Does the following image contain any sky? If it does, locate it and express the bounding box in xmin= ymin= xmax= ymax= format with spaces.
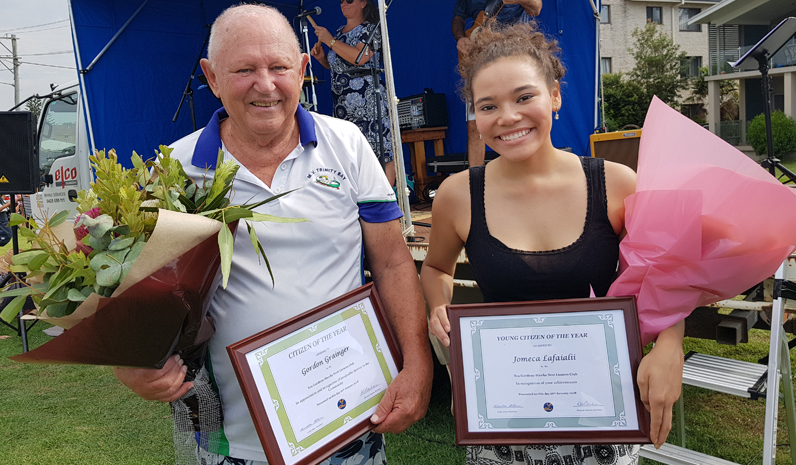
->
xmin=0 ymin=0 xmax=76 ymax=111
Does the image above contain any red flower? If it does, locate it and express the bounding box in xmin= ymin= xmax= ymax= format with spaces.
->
xmin=74 ymin=207 xmax=101 ymax=255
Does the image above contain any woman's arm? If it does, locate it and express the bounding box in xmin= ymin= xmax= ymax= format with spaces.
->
xmin=637 ymin=320 xmax=685 ymax=448
xmin=313 ymin=24 xmax=373 ymax=66
xmin=420 ymin=172 xmax=470 ymax=347
xmin=310 ymin=42 xmax=330 ymax=69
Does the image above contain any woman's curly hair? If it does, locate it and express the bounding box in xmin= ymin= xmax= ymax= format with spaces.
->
xmin=459 ymin=20 xmax=566 ymax=105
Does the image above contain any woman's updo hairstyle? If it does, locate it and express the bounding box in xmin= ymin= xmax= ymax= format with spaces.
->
xmin=459 ymin=20 xmax=566 ymax=104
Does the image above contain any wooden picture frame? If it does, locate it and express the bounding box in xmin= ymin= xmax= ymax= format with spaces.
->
xmin=227 ymin=283 xmax=403 ymax=465
xmin=447 ymin=296 xmax=650 ymax=445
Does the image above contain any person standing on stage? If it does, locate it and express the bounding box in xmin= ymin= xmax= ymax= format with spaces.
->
xmin=310 ymin=0 xmax=396 ymax=186
xmin=453 ymin=0 xmax=542 ymax=168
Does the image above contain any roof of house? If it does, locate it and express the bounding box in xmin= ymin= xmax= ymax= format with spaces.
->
xmin=690 ymin=0 xmax=796 ymax=25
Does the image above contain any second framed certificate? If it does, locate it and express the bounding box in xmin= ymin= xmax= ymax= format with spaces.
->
xmin=448 ymin=296 xmax=650 ymax=445
xmin=227 ymin=283 xmax=402 ymax=465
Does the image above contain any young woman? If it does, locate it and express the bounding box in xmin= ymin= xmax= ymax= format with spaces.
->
xmin=420 ymin=21 xmax=684 ymax=464
xmin=310 ymin=0 xmax=395 ymax=185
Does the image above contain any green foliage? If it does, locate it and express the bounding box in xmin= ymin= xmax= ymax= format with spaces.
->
xmin=628 ymin=22 xmax=689 ymax=106
xmin=602 ymin=23 xmax=691 ymax=129
xmin=686 ymin=67 xmax=739 ymax=123
xmin=1 ymin=146 xmax=307 ymax=323
xmin=602 ymin=73 xmax=649 ymax=130
xmin=24 ymin=98 xmax=42 ymax=121
xmin=747 ymin=111 xmax=796 ymax=157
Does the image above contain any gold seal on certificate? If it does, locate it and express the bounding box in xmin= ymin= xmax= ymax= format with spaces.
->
xmin=448 ymin=297 xmax=651 ymax=445
xmin=227 ymin=284 xmax=402 ymax=465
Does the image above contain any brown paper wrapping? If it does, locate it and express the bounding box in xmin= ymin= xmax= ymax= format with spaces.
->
xmin=11 ymin=209 xmax=228 ymax=368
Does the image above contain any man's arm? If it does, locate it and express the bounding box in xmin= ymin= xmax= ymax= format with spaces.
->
xmin=361 ymin=218 xmax=433 ymax=434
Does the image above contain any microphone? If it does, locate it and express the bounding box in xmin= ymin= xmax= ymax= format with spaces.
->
xmin=297 ymin=7 xmax=322 ymax=18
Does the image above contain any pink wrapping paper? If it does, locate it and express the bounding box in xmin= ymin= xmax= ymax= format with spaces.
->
xmin=607 ymin=97 xmax=796 ymax=345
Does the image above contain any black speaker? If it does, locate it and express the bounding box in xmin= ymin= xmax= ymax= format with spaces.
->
xmin=0 ymin=111 xmax=37 ymax=194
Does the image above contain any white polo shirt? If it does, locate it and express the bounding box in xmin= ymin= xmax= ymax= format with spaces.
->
xmin=170 ymin=106 xmax=401 ymax=461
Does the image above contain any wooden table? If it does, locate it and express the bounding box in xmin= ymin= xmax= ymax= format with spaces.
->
xmin=400 ymin=127 xmax=446 ymax=197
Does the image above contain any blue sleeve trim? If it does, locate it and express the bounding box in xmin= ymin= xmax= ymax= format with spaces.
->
xmin=358 ymin=201 xmax=403 ymax=223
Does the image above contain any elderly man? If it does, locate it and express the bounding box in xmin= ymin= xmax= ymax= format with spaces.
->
xmin=452 ymin=0 xmax=542 ymax=168
xmin=113 ymin=5 xmax=432 ymax=464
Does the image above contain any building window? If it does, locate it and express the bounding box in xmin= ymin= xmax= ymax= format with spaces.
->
xmin=680 ymin=56 xmax=703 ymax=78
xmin=647 ymin=7 xmax=662 ymax=25
xmin=601 ymin=57 xmax=612 ymax=74
xmin=600 ymin=5 xmax=610 ymax=24
xmin=679 ymin=8 xmax=701 ymax=32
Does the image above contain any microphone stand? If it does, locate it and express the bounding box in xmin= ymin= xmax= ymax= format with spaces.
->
xmin=300 ymin=16 xmax=319 ymax=111
xmin=355 ymin=22 xmax=386 ymax=171
xmin=173 ymin=25 xmax=210 ymax=131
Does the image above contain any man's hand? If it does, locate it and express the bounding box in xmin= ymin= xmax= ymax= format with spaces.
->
xmin=637 ymin=321 xmax=685 ymax=448
xmin=456 ymin=37 xmax=473 ymax=55
xmin=369 ymin=362 xmax=432 ymax=434
xmin=113 ymin=354 xmax=193 ymax=402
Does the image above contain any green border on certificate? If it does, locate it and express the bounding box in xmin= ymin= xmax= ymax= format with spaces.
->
xmin=254 ymin=303 xmax=393 ymax=450
xmin=470 ymin=311 xmax=627 ymax=429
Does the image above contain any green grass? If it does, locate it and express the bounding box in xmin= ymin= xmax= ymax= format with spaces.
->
xmin=2 ymin=321 xmax=796 ymax=464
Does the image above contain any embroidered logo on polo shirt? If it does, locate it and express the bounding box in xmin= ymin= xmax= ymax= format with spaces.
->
xmin=308 ymin=167 xmax=347 ymax=190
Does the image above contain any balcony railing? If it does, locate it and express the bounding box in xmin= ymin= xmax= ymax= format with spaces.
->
xmin=709 ymin=39 xmax=796 ymax=75
xmin=719 ymin=120 xmax=743 ymax=146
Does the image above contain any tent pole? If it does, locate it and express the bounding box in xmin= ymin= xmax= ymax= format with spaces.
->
xmin=377 ymin=0 xmax=414 ymax=236
xmin=68 ymin=0 xmax=97 ymax=157
xmin=81 ymin=0 xmax=150 ymax=74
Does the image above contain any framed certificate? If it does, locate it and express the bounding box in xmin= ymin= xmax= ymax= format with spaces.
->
xmin=227 ymin=283 xmax=402 ymax=465
xmin=448 ymin=296 xmax=650 ymax=445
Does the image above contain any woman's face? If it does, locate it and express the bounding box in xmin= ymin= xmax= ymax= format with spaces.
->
xmin=472 ymin=56 xmax=560 ymax=162
xmin=341 ymin=0 xmax=367 ymax=20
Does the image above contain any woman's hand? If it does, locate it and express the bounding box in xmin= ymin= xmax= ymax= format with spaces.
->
xmin=428 ymin=304 xmax=452 ymax=347
xmin=637 ymin=320 xmax=685 ymax=448
xmin=113 ymin=354 xmax=193 ymax=402
xmin=313 ymin=25 xmax=334 ymax=46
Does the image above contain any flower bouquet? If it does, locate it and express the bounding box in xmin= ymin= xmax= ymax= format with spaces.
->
xmin=1 ymin=147 xmax=305 ymax=367
xmin=607 ymin=97 xmax=796 ymax=345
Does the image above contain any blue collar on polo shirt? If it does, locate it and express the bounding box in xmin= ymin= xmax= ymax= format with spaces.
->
xmin=191 ymin=105 xmax=318 ymax=169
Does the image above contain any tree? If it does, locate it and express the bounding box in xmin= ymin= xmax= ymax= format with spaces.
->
xmin=602 ymin=73 xmax=648 ymax=130
xmin=601 ymin=22 xmax=690 ymax=130
xmin=686 ymin=66 xmax=739 ymax=123
xmin=25 ymin=98 xmax=42 ymax=121
xmin=628 ymin=22 xmax=689 ymax=107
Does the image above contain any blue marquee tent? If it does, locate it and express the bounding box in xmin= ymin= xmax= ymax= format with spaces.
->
xmin=68 ymin=0 xmax=601 ymax=169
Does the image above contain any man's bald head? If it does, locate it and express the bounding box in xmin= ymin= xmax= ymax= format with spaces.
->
xmin=206 ymin=4 xmax=302 ymax=66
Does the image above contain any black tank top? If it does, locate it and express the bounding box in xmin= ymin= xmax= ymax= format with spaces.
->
xmin=464 ymin=157 xmax=620 ymax=303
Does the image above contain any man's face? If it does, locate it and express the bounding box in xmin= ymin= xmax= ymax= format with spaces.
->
xmin=201 ymin=16 xmax=309 ymax=140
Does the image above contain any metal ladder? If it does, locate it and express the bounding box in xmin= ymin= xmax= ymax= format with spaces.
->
xmin=640 ymin=261 xmax=796 ymax=465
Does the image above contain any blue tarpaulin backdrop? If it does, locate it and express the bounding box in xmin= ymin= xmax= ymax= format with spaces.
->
xmin=69 ymin=0 xmax=599 ymax=169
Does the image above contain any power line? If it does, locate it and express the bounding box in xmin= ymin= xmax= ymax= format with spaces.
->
xmin=0 ymin=19 xmax=68 ymax=34
xmin=18 ymin=61 xmax=75 ymax=70
xmin=10 ymin=24 xmax=70 ymax=34
xmin=0 ymin=51 xmax=72 ymax=57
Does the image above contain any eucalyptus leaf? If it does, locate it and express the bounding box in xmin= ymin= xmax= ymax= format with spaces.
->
xmin=27 ymin=252 xmax=51 ymax=271
xmin=67 ymin=288 xmax=88 ymax=302
xmin=11 ymin=250 xmax=45 ymax=266
xmin=108 ymin=236 xmax=135 ymax=251
xmin=49 ymin=209 xmax=70 ymax=228
xmin=0 ymin=295 xmax=27 ymax=323
xmin=218 ymin=222 xmax=234 ymax=289
xmin=91 ymin=249 xmax=129 ymax=287
xmin=43 ymin=301 xmax=71 ymax=318
xmin=8 ymin=212 xmax=26 ymax=227
xmin=80 ymin=214 xmax=114 ymax=239
xmin=249 ymin=213 xmax=309 ymax=224
xmin=119 ymin=240 xmax=146 ymax=283
xmin=110 ymin=224 xmax=131 ymax=236
xmin=221 ymin=207 xmax=253 ymax=223
xmin=16 ymin=227 xmax=36 ymax=239
xmin=88 ymin=233 xmax=112 ymax=252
